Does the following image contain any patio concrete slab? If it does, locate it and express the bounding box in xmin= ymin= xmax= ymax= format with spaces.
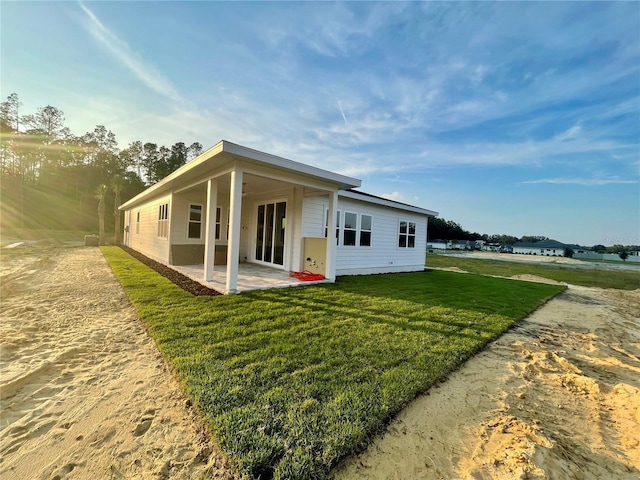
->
xmin=172 ymin=263 xmax=329 ymax=293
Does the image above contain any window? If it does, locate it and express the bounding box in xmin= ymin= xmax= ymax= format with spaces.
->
xmin=215 ymin=207 xmax=221 ymax=240
xmin=360 ymin=214 xmax=372 ymax=247
xmin=325 ymin=209 xmax=340 ymax=245
xmin=398 ymin=220 xmax=416 ymax=248
xmin=158 ymin=203 xmax=169 ymax=238
xmin=343 ymin=212 xmax=357 ymax=246
xmin=188 ymin=204 xmax=202 ymax=239
xmin=136 ymin=211 xmax=140 ymax=234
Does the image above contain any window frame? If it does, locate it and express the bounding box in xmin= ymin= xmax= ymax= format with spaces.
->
xmin=398 ymin=219 xmax=416 ymax=249
xmin=343 ymin=211 xmax=358 ymax=247
xmin=157 ymin=203 xmax=169 ymax=238
xmin=187 ymin=203 xmax=203 ymax=240
xmin=215 ymin=207 xmax=221 ymax=240
xmin=135 ymin=211 xmax=140 ymax=234
xmin=359 ymin=214 xmax=372 ymax=247
xmin=324 ymin=208 xmax=341 ymax=245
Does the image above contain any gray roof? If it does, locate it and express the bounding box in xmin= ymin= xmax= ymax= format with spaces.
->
xmin=514 ymin=240 xmax=579 ymax=249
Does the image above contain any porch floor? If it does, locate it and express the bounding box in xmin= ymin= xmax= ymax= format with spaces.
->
xmin=172 ymin=262 xmax=330 ymax=293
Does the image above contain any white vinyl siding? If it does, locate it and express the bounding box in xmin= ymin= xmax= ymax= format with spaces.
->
xmin=303 ymin=195 xmax=428 ymax=276
xmin=335 ymin=197 xmax=427 ymax=275
xmin=126 ymin=193 xmax=172 ymax=263
xmin=188 ymin=204 xmax=203 ymax=239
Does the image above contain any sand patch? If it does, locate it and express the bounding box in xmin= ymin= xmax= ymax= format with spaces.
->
xmin=510 ymin=274 xmax=564 ymax=285
xmin=0 ymin=247 xmax=233 ymax=479
xmin=333 ymin=286 xmax=640 ymax=479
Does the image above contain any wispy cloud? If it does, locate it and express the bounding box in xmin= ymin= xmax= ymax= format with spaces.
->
xmin=78 ymin=2 xmax=183 ymax=102
xmin=381 ymin=191 xmax=405 ymax=201
xmin=522 ymin=177 xmax=638 ymax=186
xmin=337 ymin=100 xmax=348 ymax=124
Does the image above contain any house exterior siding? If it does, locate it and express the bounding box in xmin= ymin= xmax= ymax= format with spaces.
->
xmin=335 ymin=197 xmax=427 ymax=275
xmin=119 ymin=141 xmax=438 ymax=292
xmin=126 ymin=193 xmax=172 ymax=264
xmin=301 ymin=195 xmax=428 ymax=276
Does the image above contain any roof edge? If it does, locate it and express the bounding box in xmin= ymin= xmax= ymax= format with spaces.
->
xmin=339 ymin=189 xmax=438 ymax=216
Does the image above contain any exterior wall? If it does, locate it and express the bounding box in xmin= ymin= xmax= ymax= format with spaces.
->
xmin=513 ymin=246 xmax=566 ymax=256
xmin=126 ymin=193 xmax=173 ymax=264
xmin=242 ymin=186 xmax=305 ymax=272
xmin=301 ymin=195 xmax=428 ymax=275
xmin=169 ymin=189 xmax=231 ymax=265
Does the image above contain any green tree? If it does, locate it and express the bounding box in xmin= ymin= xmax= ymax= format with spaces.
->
xmin=619 ymin=251 xmax=629 ymax=262
xmin=189 ymin=141 xmax=203 ymax=160
xmin=96 ymin=184 xmax=107 ymax=245
xmin=112 ymin=175 xmax=124 ymax=244
xmin=564 ymin=247 xmax=574 ymax=258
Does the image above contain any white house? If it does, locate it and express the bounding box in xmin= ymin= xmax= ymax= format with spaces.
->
xmin=120 ymin=141 xmax=438 ymax=293
xmin=513 ymin=240 xmax=573 ymax=256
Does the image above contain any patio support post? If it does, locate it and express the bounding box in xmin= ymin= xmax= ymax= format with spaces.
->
xmin=325 ymin=189 xmax=338 ymax=282
xmin=204 ymin=178 xmax=218 ymax=282
xmin=226 ymin=168 xmax=243 ymax=293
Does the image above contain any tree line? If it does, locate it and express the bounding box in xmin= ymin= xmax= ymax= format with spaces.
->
xmin=427 ymin=217 xmax=638 ymax=252
xmin=0 ymin=93 xmax=202 ymax=235
xmin=2 ymin=93 xmax=637 ymax=252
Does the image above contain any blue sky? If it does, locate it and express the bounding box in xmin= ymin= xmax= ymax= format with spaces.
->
xmin=2 ymin=1 xmax=639 ymax=246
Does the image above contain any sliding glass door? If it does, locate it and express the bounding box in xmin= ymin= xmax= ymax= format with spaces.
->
xmin=255 ymin=201 xmax=286 ymax=266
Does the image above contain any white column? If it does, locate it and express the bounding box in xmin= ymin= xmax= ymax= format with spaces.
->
xmin=325 ymin=189 xmax=338 ymax=281
xmin=204 ymin=178 xmax=218 ymax=282
xmin=226 ymin=168 xmax=243 ymax=293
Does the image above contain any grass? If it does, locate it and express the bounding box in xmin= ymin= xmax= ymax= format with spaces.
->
xmin=426 ymin=254 xmax=640 ymax=290
xmin=103 ymin=246 xmax=563 ymax=479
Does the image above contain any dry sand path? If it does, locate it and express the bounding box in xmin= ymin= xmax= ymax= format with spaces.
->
xmin=0 ymin=247 xmax=231 ymax=480
xmin=3 ymin=247 xmax=639 ymax=480
xmin=333 ymin=284 xmax=640 ymax=479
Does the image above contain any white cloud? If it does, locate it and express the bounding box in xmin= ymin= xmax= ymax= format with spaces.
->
xmin=79 ymin=3 xmax=183 ymax=103
xmin=556 ymin=125 xmax=582 ymax=141
xmin=522 ymin=177 xmax=638 ymax=186
xmin=381 ymin=191 xmax=405 ymax=201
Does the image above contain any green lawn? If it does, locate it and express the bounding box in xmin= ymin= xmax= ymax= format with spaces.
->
xmin=426 ymin=254 xmax=640 ymax=290
xmin=103 ymin=247 xmax=564 ymax=479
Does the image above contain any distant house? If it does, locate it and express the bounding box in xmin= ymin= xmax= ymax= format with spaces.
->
xmin=427 ymin=240 xmax=451 ymax=250
xmin=482 ymin=242 xmax=501 ymax=252
xmin=451 ymin=240 xmax=475 ymax=250
xmin=119 ymin=140 xmax=438 ymax=293
xmin=513 ymin=240 xmax=576 ymax=256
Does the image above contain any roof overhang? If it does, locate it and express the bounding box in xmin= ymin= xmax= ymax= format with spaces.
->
xmin=120 ymin=140 xmax=362 ymax=210
xmin=339 ymin=189 xmax=438 ymax=216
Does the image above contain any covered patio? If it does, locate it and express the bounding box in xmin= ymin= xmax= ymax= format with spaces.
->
xmin=172 ymin=262 xmax=330 ymax=294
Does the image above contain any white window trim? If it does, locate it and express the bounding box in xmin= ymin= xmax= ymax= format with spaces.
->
xmin=343 ymin=211 xmax=358 ymax=247
xmin=188 ymin=203 xmax=203 ymax=240
xmin=398 ymin=219 xmax=416 ymax=249
xmin=325 ymin=208 xmax=341 ymax=245
xmin=215 ymin=206 xmax=221 ymax=241
xmin=328 ymin=210 xmax=373 ymax=248
xmin=158 ymin=203 xmax=169 ymax=239
xmin=360 ymin=214 xmax=372 ymax=247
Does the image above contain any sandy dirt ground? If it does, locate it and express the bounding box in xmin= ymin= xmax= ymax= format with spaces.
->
xmin=0 ymin=247 xmax=232 ymax=479
xmin=448 ymin=251 xmax=640 ymax=272
xmin=334 ymin=283 xmax=640 ymax=479
xmin=2 ymin=247 xmax=639 ymax=480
